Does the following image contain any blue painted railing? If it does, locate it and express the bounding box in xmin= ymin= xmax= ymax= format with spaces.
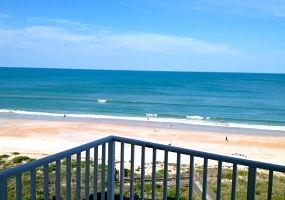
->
xmin=0 ymin=135 xmax=285 ymax=200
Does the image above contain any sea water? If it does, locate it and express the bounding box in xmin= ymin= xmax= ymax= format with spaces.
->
xmin=0 ymin=67 xmax=284 ymax=131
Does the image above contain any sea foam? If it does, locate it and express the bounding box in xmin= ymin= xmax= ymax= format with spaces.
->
xmin=97 ymin=99 xmax=107 ymax=103
xmin=0 ymin=109 xmax=285 ymax=132
xmin=146 ymin=113 xmax=158 ymax=117
xmin=186 ymin=115 xmax=204 ymax=120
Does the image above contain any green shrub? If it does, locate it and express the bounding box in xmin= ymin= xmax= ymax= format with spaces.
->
xmin=49 ymin=163 xmax=56 ymax=172
xmin=12 ymin=156 xmax=32 ymax=164
xmin=125 ymin=168 xmax=131 ymax=177
xmin=0 ymin=154 xmax=10 ymax=159
xmin=222 ymin=169 xmax=232 ymax=180
xmin=156 ymin=169 xmax=164 ymax=178
xmin=168 ymin=187 xmax=176 ymax=198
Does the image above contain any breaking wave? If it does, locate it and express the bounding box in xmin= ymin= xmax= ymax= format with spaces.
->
xmin=0 ymin=109 xmax=285 ymax=132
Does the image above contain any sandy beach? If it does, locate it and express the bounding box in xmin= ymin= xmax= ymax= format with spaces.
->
xmin=0 ymin=117 xmax=285 ymax=167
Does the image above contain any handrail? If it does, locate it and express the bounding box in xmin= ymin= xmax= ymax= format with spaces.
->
xmin=2 ymin=135 xmax=284 ymax=177
xmin=0 ymin=135 xmax=113 ymax=178
xmin=113 ymin=136 xmax=285 ymax=173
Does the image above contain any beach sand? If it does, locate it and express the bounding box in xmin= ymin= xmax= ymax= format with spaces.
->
xmin=0 ymin=118 xmax=285 ymax=167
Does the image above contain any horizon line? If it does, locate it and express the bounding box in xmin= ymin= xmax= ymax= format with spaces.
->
xmin=0 ymin=66 xmax=284 ymax=75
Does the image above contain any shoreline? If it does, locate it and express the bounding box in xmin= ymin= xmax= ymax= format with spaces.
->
xmin=1 ymin=111 xmax=285 ymax=135
xmin=1 ymin=117 xmax=285 ymax=167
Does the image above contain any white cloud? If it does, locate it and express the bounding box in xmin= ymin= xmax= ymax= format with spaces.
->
xmin=1 ymin=17 xmax=283 ymax=72
xmin=106 ymin=33 xmax=235 ymax=55
xmin=25 ymin=17 xmax=93 ymax=31
xmin=0 ymin=25 xmax=238 ymax=56
xmin=25 ymin=17 xmax=115 ymax=33
xmin=180 ymin=0 xmax=285 ymax=18
xmin=0 ymin=13 xmax=11 ymax=19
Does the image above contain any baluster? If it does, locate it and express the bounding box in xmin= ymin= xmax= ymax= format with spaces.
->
xmin=56 ymin=160 xmax=61 ymax=200
xmin=66 ymin=156 xmax=71 ymax=200
xmin=107 ymin=141 xmax=115 ymax=200
xmin=267 ymin=170 xmax=273 ymax=200
xmin=202 ymin=158 xmax=208 ymax=200
xmin=101 ymin=144 xmax=106 ymax=200
xmin=247 ymin=166 xmax=256 ymax=200
xmin=120 ymin=143 xmax=125 ymax=200
xmin=176 ymin=153 xmax=181 ymax=200
xmin=44 ymin=164 xmax=49 ymax=200
xmin=130 ymin=144 xmax=135 ymax=200
xmin=140 ymin=146 xmax=145 ymax=200
xmin=76 ymin=153 xmax=81 ymax=200
xmin=30 ymin=169 xmax=36 ymax=200
xmin=231 ymin=164 xmax=238 ymax=200
xmin=189 ymin=155 xmax=194 ymax=200
xmin=216 ymin=161 xmax=222 ymax=200
xmin=0 ymin=177 xmax=8 ymax=200
xmin=163 ymin=150 xmax=168 ymax=200
xmin=152 ymin=148 xmax=157 ymax=200
xmin=16 ymin=173 xmax=22 ymax=200
xmin=94 ymin=146 xmax=98 ymax=200
xmin=85 ymin=149 xmax=90 ymax=199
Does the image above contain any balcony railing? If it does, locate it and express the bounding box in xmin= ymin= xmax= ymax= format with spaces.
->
xmin=0 ymin=135 xmax=285 ymax=200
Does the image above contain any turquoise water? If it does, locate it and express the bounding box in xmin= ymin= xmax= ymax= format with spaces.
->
xmin=0 ymin=67 xmax=285 ymax=131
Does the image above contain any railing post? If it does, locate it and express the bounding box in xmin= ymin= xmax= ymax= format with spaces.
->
xmin=0 ymin=176 xmax=8 ymax=200
xmin=107 ymin=140 xmax=115 ymax=200
xmin=247 ymin=166 xmax=256 ymax=200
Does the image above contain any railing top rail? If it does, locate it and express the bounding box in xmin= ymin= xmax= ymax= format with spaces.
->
xmin=1 ymin=135 xmax=285 ymax=179
xmin=0 ymin=136 xmax=113 ymax=178
xmin=113 ymin=136 xmax=285 ymax=173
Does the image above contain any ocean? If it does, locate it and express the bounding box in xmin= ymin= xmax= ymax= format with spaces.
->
xmin=0 ymin=67 xmax=285 ymax=131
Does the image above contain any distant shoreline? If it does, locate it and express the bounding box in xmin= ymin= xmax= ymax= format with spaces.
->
xmin=0 ymin=110 xmax=285 ymax=136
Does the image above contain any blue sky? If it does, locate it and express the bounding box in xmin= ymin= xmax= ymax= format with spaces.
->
xmin=0 ymin=0 xmax=284 ymax=73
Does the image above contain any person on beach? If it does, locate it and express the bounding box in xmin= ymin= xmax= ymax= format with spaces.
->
xmin=225 ymin=135 xmax=229 ymax=142
xmin=63 ymin=114 xmax=67 ymax=118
